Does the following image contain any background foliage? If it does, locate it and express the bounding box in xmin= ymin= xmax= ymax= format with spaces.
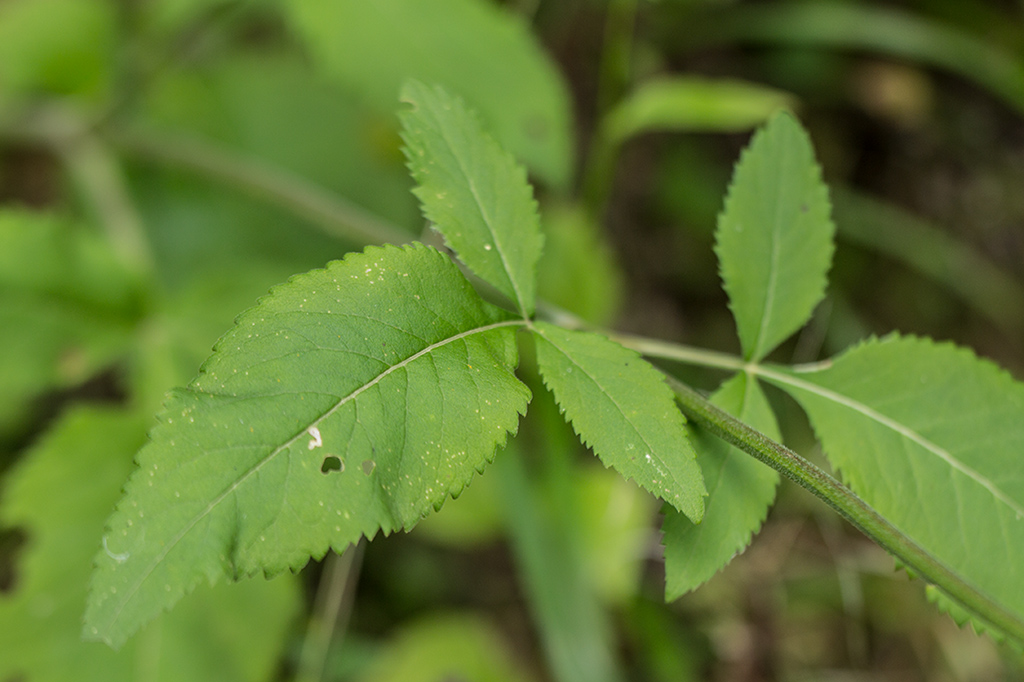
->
xmin=2 ymin=0 xmax=1024 ymax=680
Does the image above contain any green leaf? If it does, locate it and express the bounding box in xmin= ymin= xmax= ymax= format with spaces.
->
xmin=400 ymin=80 xmax=543 ymax=317
xmin=715 ymin=111 xmax=834 ymax=361
xmin=602 ymin=77 xmax=794 ymax=147
xmin=84 ymin=243 xmax=531 ymax=648
xmin=532 ymin=322 xmax=705 ymax=520
xmin=662 ymin=372 xmax=780 ymax=599
xmin=0 ymin=407 xmax=300 ymax=682
xmin=0 ymin=209 xmax=142 ymax=435
xmin=764 ymin=335 xmax=1024 ymax=631
xmin=286 ymin=0 xmax=573 ymax=188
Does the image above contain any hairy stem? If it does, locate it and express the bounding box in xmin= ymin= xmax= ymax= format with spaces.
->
xmin=668 ymin=375 xmax=1024 ymax=645
xmin=111 ymin=129 xmax=412 ymax=247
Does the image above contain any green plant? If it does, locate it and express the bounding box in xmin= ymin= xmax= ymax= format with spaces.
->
xmin=4 ymin=1 xmax=1024 ymax=680
xmin=83 ymin=79 xmax=1024 ymax=649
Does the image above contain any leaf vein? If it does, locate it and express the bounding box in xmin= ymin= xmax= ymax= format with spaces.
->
xmin=758 ymin=366 xmax=1024 ymax=518
xmin=103 ymin=318 xmax=525 ymax=631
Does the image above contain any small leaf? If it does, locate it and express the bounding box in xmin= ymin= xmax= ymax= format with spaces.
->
xmin=716 ymin=111 xmax=834 ymax=361
xmin=663 ymin=372 xmax=780 ymax=599
xmin=765 ymin=335 xmax=1024 ymax=632
xmin=400 ymin=80 xmax=543 ymax=318
xmin=532 ymin=322 xmax=705 ymax=520
xmin=85 ymin=243 xmax=530 ymax=648
xmin=287 ymin=0 xmax=573 ymax=187
xmin=0 ymin=407 xmax=300 ymax=682
xmin=602 ymin=76 xmax=794 ymax=147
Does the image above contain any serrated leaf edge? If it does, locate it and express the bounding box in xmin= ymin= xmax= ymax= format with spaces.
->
xmin=399 ymin=80 xmax=542 ymax=317
xmin=758 ymin=335 xmax=1024 ymax=519
xmin=532 ymin=324 xmax=705 ymax=520
xmin=715 ymin=111 xmax=834 ymax=362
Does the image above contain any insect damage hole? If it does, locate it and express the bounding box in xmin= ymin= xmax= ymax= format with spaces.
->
xmin=321 ymin=456 xmax=343 ymax=474
xmin=361 ymin=459 xmax=376 ymax=476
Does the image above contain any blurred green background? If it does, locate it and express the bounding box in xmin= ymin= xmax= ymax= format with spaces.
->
xmin=2 ymin=0 xmax=1024 ymax=680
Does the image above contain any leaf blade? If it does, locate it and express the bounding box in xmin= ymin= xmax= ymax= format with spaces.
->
xmin=532 ymin=322 xmax=705 ymax=520
xmin=603 ymin=76 xmax=794 ymax=147
xmin=84 ymin=243 xmax=531 ymax=647
xmin=0 ymin=406 xmax=300 ymax=682
xmin=716 ymin=111 xmax=834 ymax=361
xmin=400 ymin=80 xmax=543 ymax=317
xmin=764 ymin=335 xmax=1024 ymax=631
xmin=662 ymin=373 xmax=780 ymax=598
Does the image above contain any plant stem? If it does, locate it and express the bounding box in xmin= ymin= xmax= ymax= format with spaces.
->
xmin=611 ymin=333 xmax=749 ymax=373
xmin=667 ymin=375 xmax=1024 ymax=646
xmin=0 ymin=104 xmax=155 ymax=276
xmin=111 ymin=129 xmax=413 ymax=247
xmin=296 ymin=543 xmax=364 ymax=682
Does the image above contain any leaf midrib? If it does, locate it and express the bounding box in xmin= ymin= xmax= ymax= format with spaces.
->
xmin=438 ymin=121 xmax=529 ymax=318
xmin=756 ymin=365 xmax=1024 ymax=518
xmin=98 ymin=318 xmax=525 ymax=638
xmin=749 ymin=142 xmax=793 ymax=361
xmin=536 ymin=326 xmax=694 ymax=512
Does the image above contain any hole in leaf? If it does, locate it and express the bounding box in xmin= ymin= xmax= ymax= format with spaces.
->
xmin=321 ymin=456 xmax=343 ymax=474
xmin=361 ymin=459 xmax=376 ymax=476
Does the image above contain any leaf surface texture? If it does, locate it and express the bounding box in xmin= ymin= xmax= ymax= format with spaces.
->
xmin=401 ymin=80 xmax=543 ymax=317
xmin=85 ymin=243 xmax=530 ymax=647
xmin=662 ymin=372 xmax=780 ymax=598
xmin=716 ymin=112 xmax=834 ymax=361
xmin=767 ymin=335 xmax=1024 ymax=628
xmin=532 ymin=322 xmax=705 ymax=520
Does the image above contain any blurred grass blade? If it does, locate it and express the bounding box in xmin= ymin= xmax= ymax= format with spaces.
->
xmin=602 ymin=77 xmax=795 ymax=148
xmin=686 ymin=1 xmax=1024 ymax=115
xmin=833 ymin=187 xmax=1024 ymax=339
xmin=494 ymin=408 xmax=624 ymax=682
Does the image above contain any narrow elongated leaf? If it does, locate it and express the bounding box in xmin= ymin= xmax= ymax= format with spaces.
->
xmin=716 ymin=111 xmax=834 ymax=361
xmin=85 ymin=243 xmax=531 ymax=648
xmin=602 ymin=77 xmax=794 ymax=146
xmin=662 ymin=372 xmax=780 ymax=598
xmin=0 ymin=407 xmax=299 ymax=682
xmin=532 ymin=322 xmax=705 ymax=521
xmin=287 ymin=0 xmax=573 ymax=188
xmin=765 ymin=335 xmax=1024 ymax=630
xmin=400 ymin=80 xmax=543 ymax=317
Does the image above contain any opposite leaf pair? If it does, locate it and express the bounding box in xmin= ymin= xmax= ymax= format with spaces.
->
xmin=84 ymin=81 xmax=707 ymax=648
